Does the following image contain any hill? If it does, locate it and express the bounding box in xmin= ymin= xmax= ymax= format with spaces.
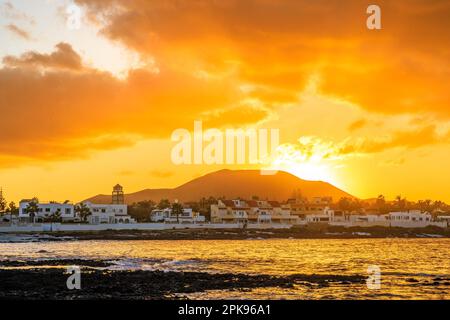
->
xmin=85 ymin=169 xmax=355 ymax=204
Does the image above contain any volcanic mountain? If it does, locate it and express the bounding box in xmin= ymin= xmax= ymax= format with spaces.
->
xmin=84 ymin=169 xmax=355 ymax=204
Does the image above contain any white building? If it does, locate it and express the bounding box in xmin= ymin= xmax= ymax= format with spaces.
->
xmin=211 ymin=199 xmax=297 ymax=224
xmin=82 ymin=202 xmax=135 ymax=224
xmin=304 ymin=207 xmax=335 ymax=223
xmin=19 ymin=200 xmax=76 ymax=222
xmin=150 ymin=208 xmax=205 ymax=224
xmin=435 ymin=216 xmax=450 ymax=228
xmin=211 ymin=200 xmax=249 ymax=224
xmin=334 ymin=211 xmax=440 ymax=228
xmin=388 ymin=210 xmax=433 ymax=228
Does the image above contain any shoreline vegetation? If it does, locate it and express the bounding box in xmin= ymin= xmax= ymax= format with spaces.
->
xmin=1 ymin=226 xmax=450 ymax=242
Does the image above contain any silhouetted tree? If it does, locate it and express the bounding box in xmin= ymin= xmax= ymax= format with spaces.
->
xmin=171 ymin=202 xmax=184 ymax=223
xmin=395 ymin=195 xmax=407 ymax=211
xmin=128 ymin=200 xmax=155 ymax=222
xmin=75 ymin=203 xmax=92 ymax=222
xmin=50 ymin=208 xmax=62 ymax=223
xmin=25 ymin=198 xmax=39 ymax=223
xmin=157 ymin=199 xmax=171 ymax=210
xmin=8 ymin=202 xmax=18 ymax=215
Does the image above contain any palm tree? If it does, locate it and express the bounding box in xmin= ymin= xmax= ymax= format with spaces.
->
xmin=47 ymin=209 xmax=62 ymax=225
xmin=75 ymin=203 xmax=92 ymax=222
xmin=171 ymin=202 xmax=184 ymax=223
xmin=25 ymin=198 xmax=39 ymax=223
xmin=8 ymin=202 xmax=17 ymax=215
xmin=375 ymin=195 xmax=387 ymax=213
xmin=158 ymin=199 xmax=171 ymax=210
xmin=47 ymin=208 xmax=62 ymax=232
xmin=395 ymin=195 xmax=406 ymax=211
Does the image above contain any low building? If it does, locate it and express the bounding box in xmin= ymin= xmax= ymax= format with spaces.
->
xmin=338 ymin=211 xmax=438 ymax=228
xmin=332 ymin=210 xmax=351 ymax=223
xmin=435 ymin=216 xmax=450 ymax=228
xmin=388 ymin=210 xmax=433 ymax=228
xmin=211 ymin=199 xmax=297 ymax=224
xmin=211 ymin=200 xmax=249 ymax=224
xmin=18 ymin=200 xmax=77 ymax=222
xmin=337 ymin=213 xmax=390 ymax=227
xmin=150 ymin=208 xmax=205 ymax=223
xmin=285 ymin=197 xmax=333 ymax=220
xmin=82 ymin=202 xmax=135 ymax=224
xmin=304 ymin=207 xmax=335 ymax=223
xmin=268 ymin=201 xmax=298 ymax=224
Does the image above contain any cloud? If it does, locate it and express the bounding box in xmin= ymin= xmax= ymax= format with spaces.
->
xmin=0 ymin=44 xmax=268 ymax=167
xmin=3 ymin=1 xmax=450 ymax=170
xmin=3 ymin=43 xmax=83 ymax=70
xmin=347 ymin=125 xmax=446 ymax=154
xmin=348 ymin=119 xmax=367 ymax=132
xmin=286 ymin=125 xmax=449 ymax=160
xmin=201 ymin=104 xmax=270 ymax=128
xmin=1 ymin=2 xmax=35 ymax=24
xmin=0 ymin=134 xmax=136 ymax=169
xmin=4 ymin=24 xmax=31 ymax=40
xmin=74 ymin=0 xmax=450 ymax=117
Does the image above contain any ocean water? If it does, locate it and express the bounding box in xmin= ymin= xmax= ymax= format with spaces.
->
xmin=0 ymin=238 xmax=449 ymax=299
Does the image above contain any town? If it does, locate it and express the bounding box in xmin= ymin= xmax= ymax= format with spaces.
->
xmin=0 ymin=185 xmax=449 ymax=232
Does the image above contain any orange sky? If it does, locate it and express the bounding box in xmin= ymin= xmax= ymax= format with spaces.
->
xmin=1 ymin=0 xmax=450 ymax=203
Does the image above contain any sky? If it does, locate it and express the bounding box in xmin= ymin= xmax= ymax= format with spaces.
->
xmin=0 ymin=0 xmax=450 ymax=203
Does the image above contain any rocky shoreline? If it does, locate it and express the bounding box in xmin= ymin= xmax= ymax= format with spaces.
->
xmin=0 ymin=259 xmax=367 ymax=299
xmin=1 ymin=225 xmax=449 ymax=242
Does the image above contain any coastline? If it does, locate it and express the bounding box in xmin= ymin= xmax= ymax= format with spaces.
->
xmin=1 ymin=239 xmax=449 ymax=300
xmin=1 ymin=256 xmax=449 ymax=300
xmin=0 ymin=261 xmax=366 ymax=300
xmin=1 ymin=225 xmax=449 ymax=242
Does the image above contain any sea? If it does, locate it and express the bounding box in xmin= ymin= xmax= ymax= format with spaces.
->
xmin=0 ymin=238 xmax=449 ymax=299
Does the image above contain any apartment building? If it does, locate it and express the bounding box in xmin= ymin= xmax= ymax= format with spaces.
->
xmin=18 ymin=200 xmax=77 ymax=222
xmin=82 ymin=201 xmax=135 ymax=224
xmin=150 ymin=207 xmax=205 ymax=223
xmin=211 ymin=199 xmax=297 ymax=224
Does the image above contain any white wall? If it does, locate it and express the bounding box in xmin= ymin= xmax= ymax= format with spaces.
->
xmin=330 ymin=221 xmax=390 ymax=228
xmin=0 ymin=222 xmax=292 ymax=233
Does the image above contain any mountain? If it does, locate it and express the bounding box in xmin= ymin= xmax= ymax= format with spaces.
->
xmin=84 ymin=169 xmax=355 ymax=204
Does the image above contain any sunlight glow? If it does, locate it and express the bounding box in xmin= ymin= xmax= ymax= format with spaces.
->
xmin=267 ymin=137 xmax=340 ymax=185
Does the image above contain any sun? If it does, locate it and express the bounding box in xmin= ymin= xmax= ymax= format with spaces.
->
xmin=269 ymin=160 xmax=337 ymax=184
xmin=285 ymin=162 xmax=334 ymax=182
xmin=264 ymin=138 xmax=340 ymax=185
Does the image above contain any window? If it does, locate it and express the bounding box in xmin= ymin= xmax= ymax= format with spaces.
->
xmin=45 ymin=208 xmax=50 ymax=212
xmin=101 ymin=209 xmax=106 ymax=213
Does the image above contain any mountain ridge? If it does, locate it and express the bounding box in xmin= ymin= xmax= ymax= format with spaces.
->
xmin=84 ymin=169 xmax=356 ymax=204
